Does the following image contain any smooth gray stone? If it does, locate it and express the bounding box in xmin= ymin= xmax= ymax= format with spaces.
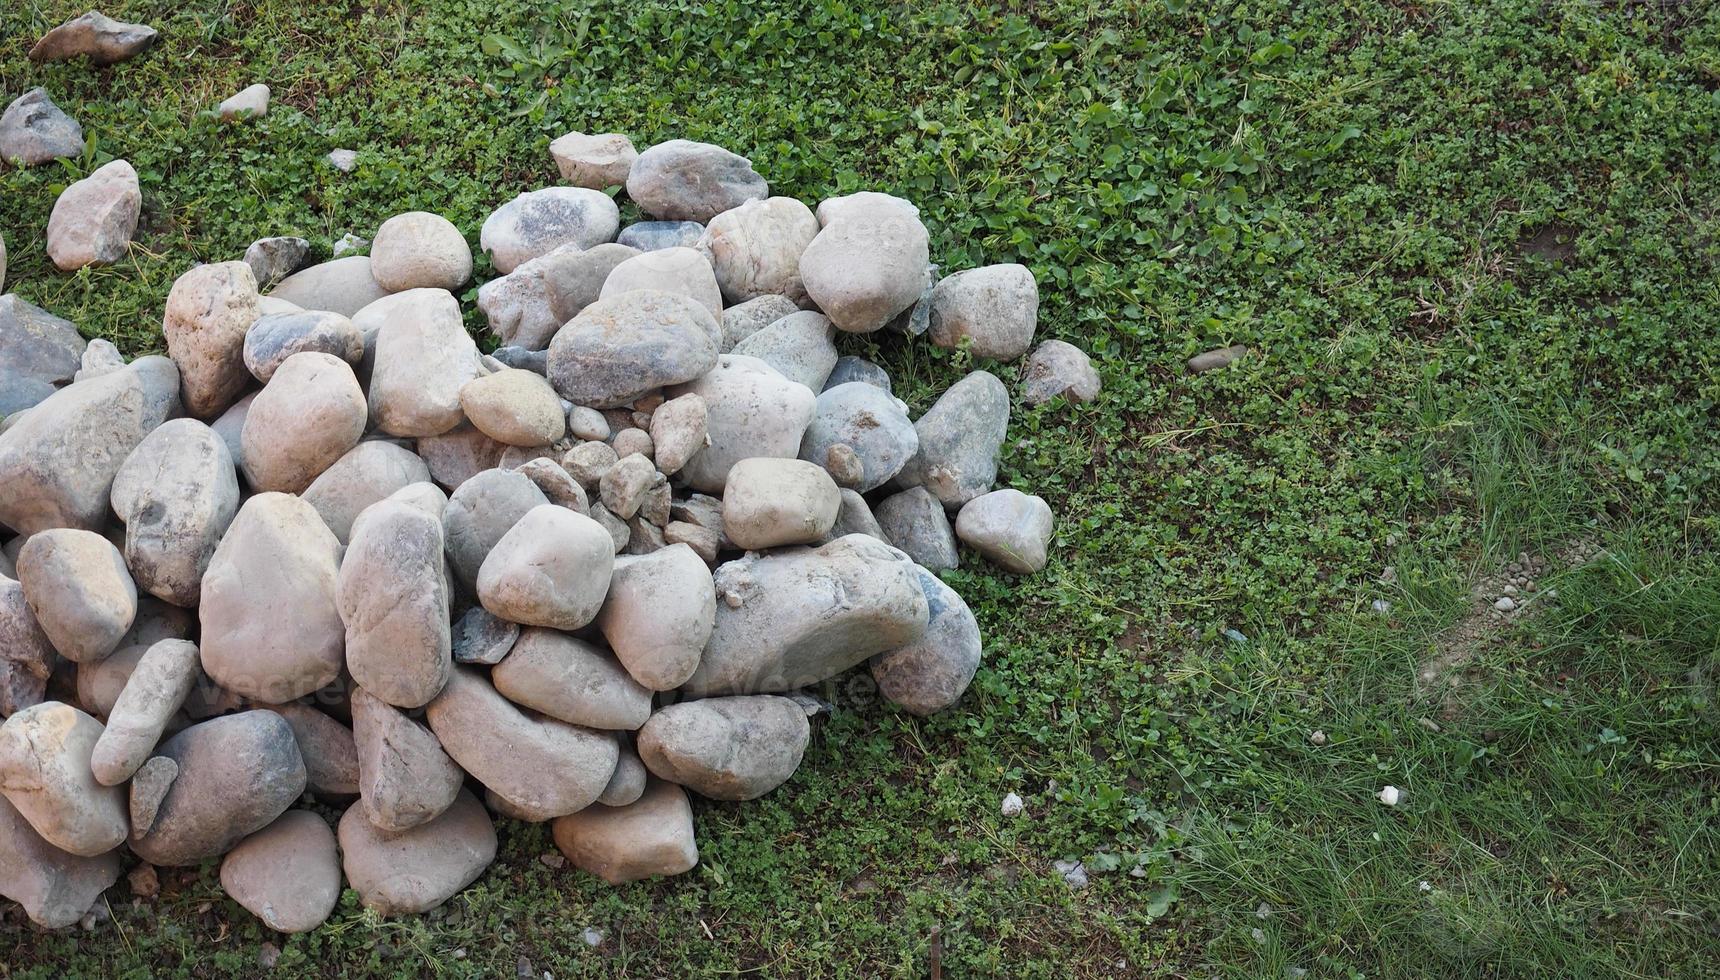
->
xmin=1021 ymin=339 xmax=1101 ymax=404
xmin=243 ymin=310 xmax=362 ymax=383
xmin=874 ymin=487 xmax=959 ymax=571
xmin=111 ymin=419 xmax=238 ymax=607
xmin=799 ymin=382 xmax=917 ymax=492
xmin=546 ymin=290 xmax=718 ymax=408
xmin=637 ymin=696 xmax=808 ymax=801
xmin=0 ymin=294 xmax=84 ymax=390
xmin=618 ymin=221 xmax=704 ymax=251
xmin=718 ymin=293 xmax=798 ymax=353
xmin=490 ymin=345 xmax=547 ymax=374
xmin=870 ymin=565 xmax=982 ymax=715
xmin=895 ymin=370 xmax=1010 ymax=509
xmin=481 ymin=187 xmax=620 ymax=274
xmin=800 ymin=192 xmax=929 ymax=334
xmin=339 ymin=788 xmax=494 ymax=915
xmin=823 ymin=356 xmax=892 ymax=394
xmin=0 ymin=88 xmax=83 ymax=167
xmin=267 ymin=256 xmax=390 ymax=317
xmin=730 ymin=310 xmax=837 ymax=392
xmin=451 ymin=605 xmax=518 ymax=665
xmin=671 ymin=354 xmax=816 ymax=494
xmin=339 ymin=499 xmax=452 ymax=709
xmin=927 ymin=263 xmax=1038 ymax=361
xmin=350 ymin=688 xmax=463 ymax=833
xmin=243 ymin=236 xmax=310 ymax=289
xmin=1188 ymin=343 xmax=1249 ymax=373
xmin=442 ymin=468 xmax=549 ymax=592
xmin=0 ymin=793 xmax=119 ymax=928
xmin=626 ymin=140 xmax=768 ymax=224
xmin=954 ymin=488 xmax=1054 ymax=573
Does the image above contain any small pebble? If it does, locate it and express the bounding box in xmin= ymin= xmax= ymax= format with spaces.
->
xmin=1493 ymin=596 xmax=1517 ymax=613
xmin=1377 ymin=785 xmax=1402 ymax=806
xmin=1000 ymin=792 xmax=1023 ymax=817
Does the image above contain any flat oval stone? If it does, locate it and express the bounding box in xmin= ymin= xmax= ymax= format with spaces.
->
xmin=110 ymin=418 xmax=239 ymax=607
xmin=241 ymin=351 xmax=367 ymax=493
xmin=481 ymin=187 xmax=620 ymax=274
xmin=626 ymin=140 xmax=768 ymax=223
xmin=798 ymin=382 xmax=918 ymax=492
xmin=243 ymin=310 xmax=363 ymax=384
xmin=16 ymin=528 xmax=137 ymax=664
xmin=219 ymin=810 xmax=340 ymax=934
xmin=338 ymin=498 xmax=451 ymax=709
xmin=551 ymin=779 xmax=697 ymax=885
xmin=339 ymin=788 xmax=495 ymax=915
xmin=870 ymin=566 xmax=981 ymax=715
xmin=596 ymin=543 xmax=715 ymax=691
xmin=637 ymin=696 xmax=808 ymax=801
xmin=491 ymin=629 xmax=652 ymax=731
xmin=546 ymin=290 xmax=719 ymax=408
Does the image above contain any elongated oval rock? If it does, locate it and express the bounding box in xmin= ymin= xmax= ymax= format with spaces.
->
xmin=350 ymin=688 xmax=463 ymax=832
xmin=799 ymin=191 xmax=929 ymax=333
xmin=130 ymin=710 xmax=307 ymax=866
xmin=162 ymin=261 xmax=259 ymax=418
xmin=596 ymin=544 xmax=715 ymax=691
xmin=199 ymin=494 xmax=344 ymax=703
xmin=89 ymin=639 xmax=198 ymax=785
xmin=684 ymin=534 xmax=929 ymax=695
xmin=477 ymin=505 xmax=614 ymax=630
xmin=492 ymin=629 xmax=652 ymax=730
xmin=368 ymin=288 xmax=480 ymax=437
xmin=0 ymin=702 xmax=129 ymax=856
xmin=442 ymin=468 xmax=549 ymax=591
xmin=110 ymin=418 xmax=239 ymax=607
xmin=301 ymin=440 xmax=431 ymax=544
xmin=267 ymin=256 xmax=390 ymax=318
xmin=672 ymin=354 xmax=816 ymax=493
xmin=243 ymin=310 xmax=363 ymax=383
xmin=220 ymin=810 xmax=340 ymax=934
xmin=546 ymin=290 xmax=719 ymax=408
xmin=29 ymin=11 xmax=159 ymax=65
xmin=481 ymin=187 xmax=620 ymax=274
xmin=459 ymin=368 xmax=566 ymax=446
xmin=627 ymin=140 xmax=768 ymax=223
xmin=637 ymin=696 xmax=809 ymax=800
xmin=425 ymin=668 xmax=619 ymax=821
xmin=798 ymin=382 xmax=919 ymax=492
xmin=47 ymin=159 xmax=141 ymax=271
xmin=895 ymin=370 xmax=1010 ymax=509
xmin=551 ymin=131 xmax=637 ymax=189
xmin=0 ymin=356 xmax=180 ymax=535
xmin=259 ymin=702 xmax=359 ymax=798
xmin=339 ymin=788 xmax=495 ymax=915
xmin=16 ymin=528 xmax=136 ymax=665
xmin=0 ymin=792 xmax=120 ymax=928
xmin=870 ymin=566 xmax=982 ymax=715
xmin=699 ymin=196 xmax=819 ymax=305
xmin=338 ymin=498 xmax=451 ymax=709
xmin=599 ymin=246 xmax=724 ymax=320
xmin=241 ymin=351 xmax=367 ymax=493
xmin=551 ymin=779 xmax=698 ymax=884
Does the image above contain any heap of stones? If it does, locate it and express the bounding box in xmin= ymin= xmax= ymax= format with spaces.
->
xmin=0 ymin=20 xmax=1103 ymax=935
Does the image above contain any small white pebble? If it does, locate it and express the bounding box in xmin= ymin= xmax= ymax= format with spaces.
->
xmin=1000 ymin=792 xmax=1024 ymax=817
xmin=1052 ymin=859 xmax=1088 ymax=889
xmin=1250 ymin=927 xmax=1267 ymax=944
xmin=581 ymin=927 xmax=603 ymax=947
xmin=1493 ymin=596 xmax=1517 ymax=613
xmin=1310 ymin=730 xmax=1328 ymax=746
xmin=1371 ymin=598 xmax=1392 ymax=615
xmin=1419 ymin=880 xmax=1432 ymax=892
xmin=1378 ymin=785 xmax=1402 ymax=806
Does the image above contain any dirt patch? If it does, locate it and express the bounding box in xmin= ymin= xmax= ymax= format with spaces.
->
xmin=1516 ymin=222 xmax=1579 ymax=265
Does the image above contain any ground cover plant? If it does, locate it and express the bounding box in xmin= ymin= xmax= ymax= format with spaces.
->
xmin=1 ymin=0 xmax=1717 ymax=976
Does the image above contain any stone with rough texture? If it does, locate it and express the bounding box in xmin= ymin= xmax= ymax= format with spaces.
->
xmin=649 ymin=393 xmax=707 ymax=476
xmin=722 ymin=458 xmax=840 ymax=549
xmin=896 ymin=370 xmax=1009 ymax=508
xmin=685 ymin=535 xmax=929 ymax=695
xmin=217 ymin=83 xmax=270 ymax=122
xmin=871 ymin=566 xmax=982 ymax=715
xmin=442 ymin=468 xmax=548 ymax=591
xmin=326 ymin=148 xmax=357 ymax=172
xmin=481 ymin=187 xmax=620 ymax=274
xmin=30 ymin=11 xmax=158 ymax=65
xmin=477 ymin=505 xmax=614 ymax=630
xmin=0 ymin=88 xmax=83 ymax=166
xmin=259 ymin=702 xmax=359 ymax=797
xmin=875 ymin=487 xmax=959 ymax=571
xmin=0 ymin=702 xmax=128 ymax=856
xmin=590 ymin=504 xmax=631 ymax=554
xmin=492 ymin=629 xmax=652 ymax=730
xmin=0 ymin=793 xmax=119 ymax=928
xmin=89 ymin=639 xmax=198 ymax=785
xmin=799 ymin=382 xmax=918 ymax=493
xmin=551 ymin=131 xmax=637 ymax=189
xmin=243 ymin=236 xmax=310 ymax=289
xmin=426 ymin=668 xmax=618 ymax=821
xmin=267 ymin=256 xmax=390 ymax=318
xmin=825 ymin=488 xmax=887 ymax=543
xmin=672 ymin=355 xmax=816 ymax=493
xmin=131 ymin=711 xmax=305 ymax=866
xmin=163 ymin=261 xmax=260 ymax=419
xmin=0 ymin=295 xmax=84 ymax=409
xmin=700 ymin=196 xmax=819 ymax=305
xmin=451 ymin=606 xmax=518 ymax=665
xmin=619 ymin=220 xmax=704 ymax=252
xmin=199 ymin=494 xmax=344 ymax=703
xmin=955 ymin=489 xmax=1054 ymax=573
xmin=241 ymin=352 xmax=367 ymax=493
xmin=517 ymin=457 xmax=588 ymax=513
xmin=368 ymin=288 xmax=479 ymax=437
xmin=301 ymin=440 xmax=431 ymax=543
xmin=799 ymin=192 xmax=929 ymax=333
xmin=339 ymin=499 xmax=451 ymax=709
xmin=47 ymin=160 xmax=141 ymax=271
xmin=598 ymin=453 xmax=661 ymax=520
xmin=546 ymin=290 xmax=719 ymax=408
xmin=600 ymin=246 xmax=724 ymax=320
xmin=731 ymin=310 xmax=837 ymax=391
xmin=0 ymin=576 xmax=54 ymax=716
xmin=127 ymin=755 xmax=175 ymax=835
xmin=243 ymin=310 xmax=362 ymax=383
xmin=542 ymin=242 xmax=641 ymax=324
xmin=339 ymin=788 xmax=495 ymax=915
xmin=350 ymin=688 xmax=463 ymax=832
xmin=928 ymin=264 xmax=1038 ymax=360
xmin=1021 ymin=339 xmax=1101 ymax=404
xmin=719 ymin=294 xmax=799 ymax=352
xmin=638 ymin=696 xmax=809 ymax=800
xmin=824 ymin=443 xmax=864 ymax=488
xmin=17 ymin=529 xmax=136 ymax=664
xmin=664 ymin=521 xmax=719 ymax=563
xmin=597 ymin=544 xmax=715 ymax=691
xmin=460 ymin=369 xmax=566 ymax=446
xmin=562 ymin=440 xmax=618 ymax=489
xmin=419 ymin=424 xmax=506 ymax=490
xmin=551 ymin=779 xmax=697 ymax=884
xmin=75 ymin=338 xmax=124 ymax=381
xmin=626 ymin=140 xmax=768 ymax=223
xmin=477 ymin=244 xmax=587 ymax=351
xmin=371 ymin=211 xmax=472 ymax=292
xmin=220 ymin=810 xmax=339 ymax=933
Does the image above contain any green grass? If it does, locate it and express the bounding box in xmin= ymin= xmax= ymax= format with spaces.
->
xmin=3 ymin=0 xmax=1719 ymax=975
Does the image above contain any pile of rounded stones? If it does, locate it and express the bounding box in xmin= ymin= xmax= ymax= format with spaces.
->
xmin=0 ymin=132 xmax=1101 ymax=933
